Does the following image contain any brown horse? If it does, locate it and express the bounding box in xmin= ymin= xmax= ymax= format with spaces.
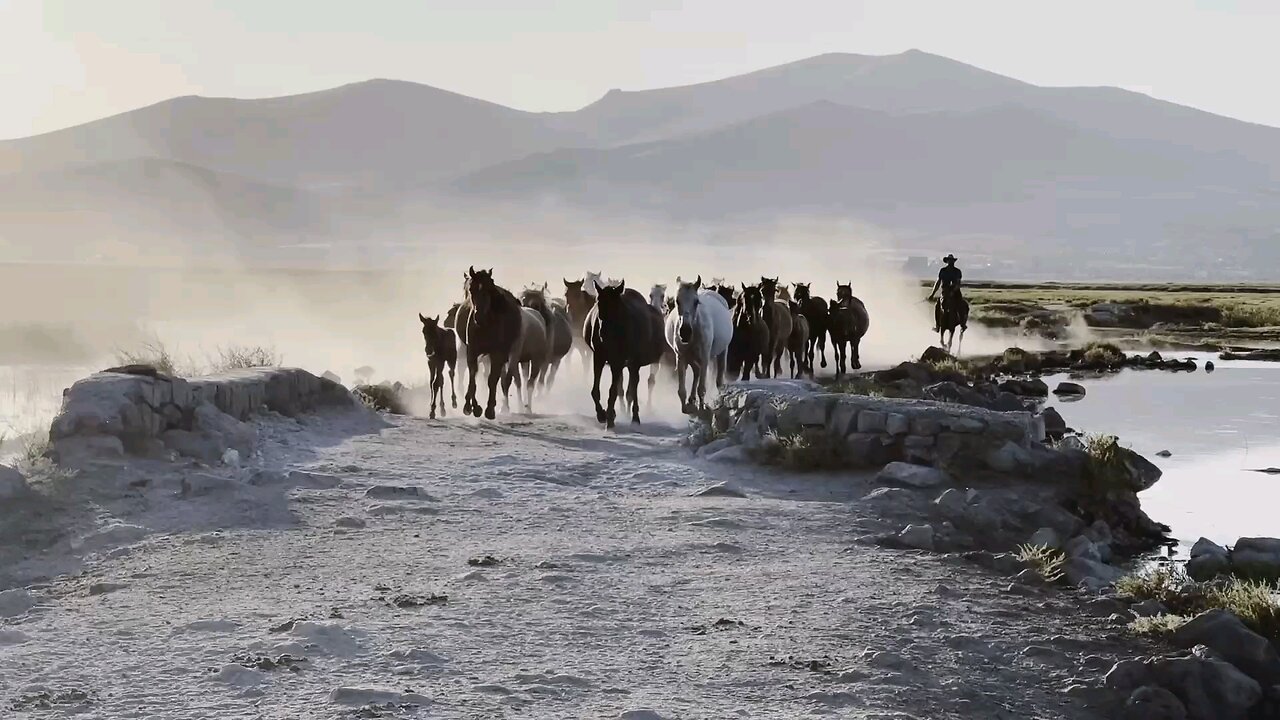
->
xmin=563 ymin=278 xmax=596 ymax=374
xmin=936 ymin=285 xmax=969 ymax=354
xmin=791 ymin=283 xmax=830 ymax=371
xmin=787 ymin=301 xmax=811 ymax=379
xmin=460 ymin=267 xmax=529 ymax=419
xmin=521 ymin=283 xmax=573 ymax=391
xmin=829 ymin=283 xmax=871 ymax=377
xmin=418 ymin=313 xmax=458 ymax=419
xmin=584 ymin=280 xmax=667 ymax=428
xmin=727 ymin=283 xmax=771 ymax=381
xmin=759 ymin=277 xmax=794 ymax=378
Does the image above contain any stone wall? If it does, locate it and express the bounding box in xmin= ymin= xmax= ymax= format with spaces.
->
xmin=48 ymin=367 xmax=354 ymax=466
xmin=712 ymin=379 xmax=1046 ymax=474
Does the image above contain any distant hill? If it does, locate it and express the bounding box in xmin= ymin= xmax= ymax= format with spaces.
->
xmin=1 ymin=50 xmax=1278 ymax=273
xmin=0 ymin=79 xmax=584 ymax=189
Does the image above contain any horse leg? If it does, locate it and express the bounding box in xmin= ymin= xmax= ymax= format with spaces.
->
xmin=500 ymin=364 xmax=514 ymax=414
xmin=627 ymin=365 xmax=642 ymax=425
xmin=527 ymin=361 xmax=545 ymax=413
xmin=482 ymin=352 xmax=505 ymax=420
xmin=591 ymin=353 xmax=607 ymax=424
xmin=465 ymin=350 xmax=480 ymax=416
xmin=448 ymin=360 xmax=457 ymax=409
xmin=606 ymin=361 xmax=623 ymax=429
xmin=646 ymin=366 xmax=657 ymax=411
xmin=852 ymin=337 xmax=862 ymax=370
xmin=676 ymin=358 xmax=690 ymax=414
xmin=714 ymin=351 xmax=726 ymax=392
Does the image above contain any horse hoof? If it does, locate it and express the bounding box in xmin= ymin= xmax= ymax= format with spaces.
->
xmin=484 ymin=407 xmax=496 ymax=420
xmin=451 ymin=400 xmax=458 ymax=408
xmin=596 ymin=410 xmax=608 ymax=424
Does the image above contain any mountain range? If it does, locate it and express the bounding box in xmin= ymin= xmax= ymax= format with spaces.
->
xmin=2 ymin=49 xmax=1277 ymax=274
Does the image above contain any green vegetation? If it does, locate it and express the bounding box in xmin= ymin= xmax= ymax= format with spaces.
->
xmin=1014 ymin=543 xmax=1067 ymax=584
xmin=1116 ymin=564 xmax=1280 ymax=643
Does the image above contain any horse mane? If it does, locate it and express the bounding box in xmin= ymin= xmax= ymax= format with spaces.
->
xmin=444 ymin=302 xmax=461 ymax=329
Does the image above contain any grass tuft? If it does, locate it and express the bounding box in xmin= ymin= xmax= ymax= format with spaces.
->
xmin=1015 ymin=543 xmax=1067 ymax=584
xmin=1082 ymin=341 xmax=1126 ymax=366
xmin=758 ymin=429 xmax=843 ymax=471
xmin=1129 ymin=614 xmax=1190 ymax=636
xmin=207 ymin=344 xmax=281 ymax=373
xmin=354 ymin=384 xmax=409 ymax=415
xmin=1117 ymin=564 xmax=1280 ymax=643
xmin=114 ymin=340 xmax=182 ymax=376
xmin=1082 ymin=433 xmax=1130 ymax=495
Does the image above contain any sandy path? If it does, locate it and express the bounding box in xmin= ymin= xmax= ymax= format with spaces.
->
xmin=0 ymin=408 xmax=1136 ymax=719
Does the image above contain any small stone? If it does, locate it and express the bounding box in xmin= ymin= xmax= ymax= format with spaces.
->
xmin=88 ymin=582 xmax=127 ymax=596
xmin=1155 ymin=450 xmax=1172 ymax=458
xmin=1054 ymin=382 xmax=1086 ymax=396
xmin=875 ymin=462 xmax=951 ymax=489
xmin=898 ymin=524 xmax=936 ymax=551
xmin=693 ymin=482 xmax=748 ymax=498
xmin=1130 ymin=599 xmax=1168 ymax=618
xmin=335 ymin=516 xmax=366 ymax=529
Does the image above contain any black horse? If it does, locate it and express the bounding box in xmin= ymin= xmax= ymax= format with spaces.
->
xmin=418 ymin=313 xmax=458 ymax=419
xmin=584 ymin=280 xmax=667 ymax=428
xmin=727 ymin=283 xmax=770 ymax=381
xmin=791 ymin=283 xmax=830 ymax=372
xmin=459 ymin=266 xmax=525 ymax=420
xmin=936 ymin=285 xmax=969 ymax=354
xmin=828 ymin=283 xmax=871 ymax=378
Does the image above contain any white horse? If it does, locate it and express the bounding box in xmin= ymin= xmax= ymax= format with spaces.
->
xmin=664 ymin=275 xmax=733 ymax=414
xmin=582 ymin=270 xmax=605 ymax=298
xmin=648 ymin=284 xmax=667 ymax=314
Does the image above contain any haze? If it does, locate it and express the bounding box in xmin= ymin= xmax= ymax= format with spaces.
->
xmin=5 ymin=0 xmax=1280 ymax=140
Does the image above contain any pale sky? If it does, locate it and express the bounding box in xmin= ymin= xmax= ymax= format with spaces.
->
xmin=1 ymin=0 xmax=1276 ymax=140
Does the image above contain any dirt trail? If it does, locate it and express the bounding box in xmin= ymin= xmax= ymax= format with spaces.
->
xmin=0 ymin=408 xmax=1138 ymax=719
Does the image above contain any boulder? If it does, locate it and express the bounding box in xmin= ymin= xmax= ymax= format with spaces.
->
xmin=1124 ymin=686 xmax=1187 ymax=720
xmin=1229 ymin=537 xmax=1280 ymax=580
xmin=1173 ymin=610 xmax=1280 ymax=687
xmin=1190 ymin=538 xmax=1229 ymax=559
xmin=1040 ymin=407 xmax=1067 ymax=438
xmin=1054 ymin=382 xmax=1087 ymax=396
xmin=1065 ymin=535 xmax=1103 ymax=563
xmin=1154 ymin=651 xmax=1261 ymax=720
xmin=876 ymin=462 xmax=951 ymax=489
xmin=1063 ymin=557 xmax=1124 ymax=587
xmin=1187 ymin=538 xmax=1231 ymax=581
xmin=161 ymin=429 xmax=225 ymax=464
xmin=1027 ymin=527 xmax=1064 ymax=550
xmin=0 ymin=464 xmax=29 ymax=500
xmin=920 ymin=346 xmax=953 ymax=365
xmin=984 ymin=441 xmax=1035 ymax=473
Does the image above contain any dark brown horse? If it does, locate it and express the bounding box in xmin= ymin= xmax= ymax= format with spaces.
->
xmin=563 ymin=278 xmax=596 ymax=374
xmin=521 ymin=283 xmax=573 ymax=391
xmin=936 ymin=285 xmax=969 ymax=354
xmin=787 ymin=301 xmax=811 ymax=379
xmin=727 ymin=283 xmax=771 ymax=381
xmin=460 ymin=267 xmax=526 ymax=420
xmin=828 ymin=283 xmax=871 ymax=377
xmin=418 ymin=313 xmax=458 ymax=419
xmin=759 ymin=277 xmax=794 ymax=378
xmin=791 ymin=283 xmax=830 ymax=372
xmin=584 ymin=280 xmax=667 ymax=428
xmin=709 ymin=283 xmax=737 ymax=307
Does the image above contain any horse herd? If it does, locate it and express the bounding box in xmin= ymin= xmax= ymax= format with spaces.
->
xmin=418 ymin=267 xmax=870 ymax=428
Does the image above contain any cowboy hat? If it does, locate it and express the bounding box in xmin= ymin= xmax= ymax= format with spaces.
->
xmin=942 ymin=254 xmax=958 ymax=263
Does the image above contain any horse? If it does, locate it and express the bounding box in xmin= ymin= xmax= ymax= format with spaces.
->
xmin=648 ymin=283 xmax=679 ymax=395
xmin=418 ymin=313 xmax=458 ymax=419
xmin=649 ymin=284 xmax=667 ymax=314
xmin=758 ymin=277 xmax=794 ymax=379
xmin=711 ymin=284 xmax=737 ymax=307
xmin=727 ymin=283 xmax=771 ymax=381
xmin=521 ymin=283 xmax=573 ymax=392
xmin=664 ymin=276 xmax=733 ymax=413
xmin=787 ymin=301 xmax=811 ymax=379
xmin=582 ymin=270 xmax=605 ymax=298
xmin=792 ymin=283 xmax=830 ymax=371
xmin=828 ymin=283 xmax=871 ymax=378
xmin=584 ymin=280 xmax=667 ymax=428
xmin=936 ymin=285 xmax=970 ymax=354
xmin=460 ymin=266 xmax=543 ymax=419
xmin=563 ymin=278 xmax=596 ymax=374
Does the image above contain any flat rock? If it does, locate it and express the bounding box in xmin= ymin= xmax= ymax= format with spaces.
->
xmin=876 ymin=462 xmax=951 ymax=489
xmin=0 ymin=588 xmax=36 ymax=618
xmin=898 ymin=524 xmax=936 ymax=551
xmin=328 ymin=687 xmax=431 ymax=706
xmin=1054 ymin=382 xmax=1087 ymax=396
xmin=693 ymin=482 xmax=748 ymax=499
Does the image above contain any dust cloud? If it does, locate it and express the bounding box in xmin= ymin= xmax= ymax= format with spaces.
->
xmin=0 ymin=209 xmax=1050 ymax=433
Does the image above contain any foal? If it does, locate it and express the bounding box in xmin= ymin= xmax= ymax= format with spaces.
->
xmin=418 ymin=313 xmax=458 ymax=418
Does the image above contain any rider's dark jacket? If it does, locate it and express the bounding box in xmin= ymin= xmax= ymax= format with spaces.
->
xmin=938 ymin=264 xmax=962 ymax=290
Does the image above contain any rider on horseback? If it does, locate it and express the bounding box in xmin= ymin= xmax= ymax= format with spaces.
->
xmin=926 ymin=254 xmax=963 ymax=332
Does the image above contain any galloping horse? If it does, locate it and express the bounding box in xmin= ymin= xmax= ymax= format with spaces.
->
xmin=787 ymin=301 xmax=811 ymax=379
xmin=563 ymin=278 xmax=596 ymax=374
xmin=584 ymin=280 xmax=667 ymax=428
xmin=828 ymin=283 xmax=871 ymax=378
xmin=728 ymin=283 xmax=770 ymax=381
xmin=664 ymin=276 xmax=733 ymax=413
xmin=418 ymin=313 xmax=458 ymax=419
xmin=461 ymin=267 xmax=542 ymax=419
xmin=792 ymin=283 xmax=830 ymax=372
xmin=936 ymin=285 xmax=969 ymax=354
xmin=758 ymin=277 xmax=793 ymax=379
xmin=521 ymin=283 xmax=573 ymax=392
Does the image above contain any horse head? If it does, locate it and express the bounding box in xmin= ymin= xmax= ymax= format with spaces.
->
xmin=419 ymin=313 xmax=443 ymax=351
xmin=649 ymin=283 xmax=667 ymax=311
xmin=792 ymin=282 xmax=811 ymax=302
xmin=674 ymin=278 xmax=704 ymax=344
xmin=594 ymin=279 xmax=627 ymax=319
xmin=583 ymin=271 xmax=604 ymax=297
xmin=760 ymin=276 xmax=779 ymax=302
xmin=741 ymin=284 xmax=765 ymax=317
xmin=467 ymin=267 xmax=497 ymax=317
xmin=836 ymin=283 xmax=853 ymax=304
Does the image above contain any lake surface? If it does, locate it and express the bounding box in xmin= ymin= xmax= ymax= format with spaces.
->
xmin=1040 ymin=353 xmax=1280 ymax=553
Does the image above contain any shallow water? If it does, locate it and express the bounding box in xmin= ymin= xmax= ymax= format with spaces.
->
xmin=1039 ymin=353 xmax=1280 ymax=552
